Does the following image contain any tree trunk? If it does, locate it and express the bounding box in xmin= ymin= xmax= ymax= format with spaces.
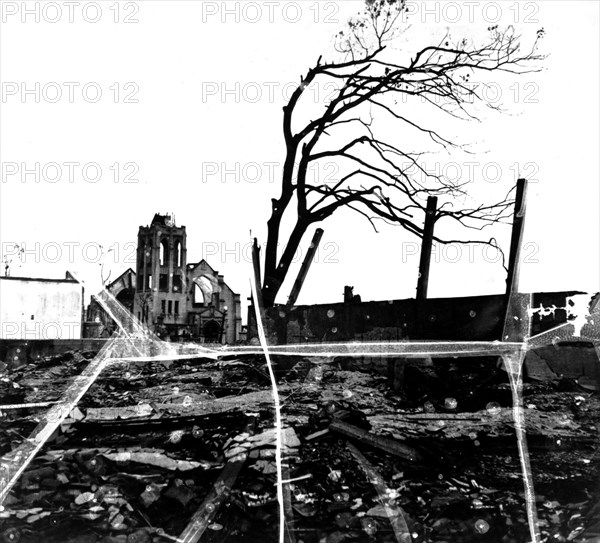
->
xmin=262 ymin=219 xmax=311 ymax=308
xmin=263 ymin=207 xmax=284 ymax=307
xmin=262 ymin=142 xmax=299 ymax=307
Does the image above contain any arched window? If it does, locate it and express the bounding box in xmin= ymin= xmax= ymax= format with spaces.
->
xmin=173 ymin=241 xmax=182 ymax=267
xmin=159 ymin=239 xmax=169 ymax=266
xmin=193 ymin=283 xmax=205 ymax=304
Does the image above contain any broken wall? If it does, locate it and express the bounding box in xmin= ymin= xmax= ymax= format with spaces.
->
xmin=249 ymin=291 xmax=583 ymax=344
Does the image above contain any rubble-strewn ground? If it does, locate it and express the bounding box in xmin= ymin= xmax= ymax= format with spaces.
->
xmin=1 ymin=350 xmax=599 ymax=542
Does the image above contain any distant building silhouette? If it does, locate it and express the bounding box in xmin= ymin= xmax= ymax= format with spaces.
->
xmin=86 ymin=214 xmax=241 ymax=343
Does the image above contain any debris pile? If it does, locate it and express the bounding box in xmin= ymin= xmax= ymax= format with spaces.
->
xmin=1 ymin=349 xmax=599 ymax=542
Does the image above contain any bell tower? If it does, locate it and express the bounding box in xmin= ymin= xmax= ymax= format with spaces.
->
xmin=134 ymin=213 xmax=187 ymax=328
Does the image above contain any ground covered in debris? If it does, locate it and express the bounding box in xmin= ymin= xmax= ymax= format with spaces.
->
xmin=1 ymin=350 xmax=600 ymax=542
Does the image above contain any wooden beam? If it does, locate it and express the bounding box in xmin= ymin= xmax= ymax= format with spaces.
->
xmin=251 ymin=238 xmax=264 ymax=311
xmin=286 ymin=228 xmax=324 ymax=307
xmin=346 ymin=441 xmax=411 ymax=541
xmin=505 ymin=178 xmax=528 ymax=299
xmin=178 ymin=458 xmax=247 ymax=543
xmin=281 ymin=465 xmax=297 ymax=543
xmin=329 ymin=419 xmax=424 ymax=463
xmin=416 ymin=196 xmax=437 ymax=302
xmin=503 ymin=179 xmax=530 ymax=342
xmin=250 ymin=238 xmax=265 ymax=342
xmin=178 ymin=418 xmax=256 ymax=543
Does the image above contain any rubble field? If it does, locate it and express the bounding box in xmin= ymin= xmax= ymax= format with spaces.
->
xmin=1 ymin=350 xmax=599 ymax=543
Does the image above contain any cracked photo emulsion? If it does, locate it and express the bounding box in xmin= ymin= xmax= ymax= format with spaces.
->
xmin=0 ymin=1 xmax=599 ymax=542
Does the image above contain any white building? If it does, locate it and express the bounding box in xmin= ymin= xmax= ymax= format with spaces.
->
xmin=0 ymin=273 xmax=83 ymax=340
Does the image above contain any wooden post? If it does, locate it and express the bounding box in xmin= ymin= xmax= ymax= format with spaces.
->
xmin=505 ymin=178 xmax=528 ymax=298
xmin=251 ymin=237 xmax=264 ymax=310
xmin=248 ymin=238 xmax=264 ymax=341
xmin=343 ymin=286 xmax=354 ymax=340
xmin=286 ymin=228 xmax=324 ymax=307
xmin=416 ymin=197 xmax=437 ymax=302
xmin=503 ymin=178 xmax=530 ymax=342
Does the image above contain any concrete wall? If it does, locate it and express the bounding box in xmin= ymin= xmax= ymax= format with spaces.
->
xmin=0 ymin=277 xmax=83 ymax=340
xmin=247 ymin=291 xmax=599 ymax=391
xmin=248 ymin=291 xmax=590 ymax=344
xmin=0 ymin=338 xmax=108 ymax=367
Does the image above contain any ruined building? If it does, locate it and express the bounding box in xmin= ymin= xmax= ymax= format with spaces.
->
xmin=86 ymin=214 xmax=241 ymax=343
xmin=0 ymin=272 xmax=84 ymax=340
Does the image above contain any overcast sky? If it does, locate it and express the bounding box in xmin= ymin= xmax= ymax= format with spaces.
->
xmin=1 ymin=1 xmax=598 ymax=315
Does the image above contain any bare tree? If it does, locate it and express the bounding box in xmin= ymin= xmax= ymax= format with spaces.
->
xmin=98 ymin=245 xmax=114 ymax=286
xmin=260 ymin=0 xmax=545 ymax=307
xmin=2 ymin=244 xmax=24 ymax=277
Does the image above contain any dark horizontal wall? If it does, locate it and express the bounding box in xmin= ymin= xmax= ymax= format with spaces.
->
xmin=0 ymin=339 xmax=108 ymax=366
xmin=249 ymin=291 xmax=587 ymax=345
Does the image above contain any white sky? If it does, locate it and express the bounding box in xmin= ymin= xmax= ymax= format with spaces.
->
xmin=1 ymin=1 xmax=599 ymax=317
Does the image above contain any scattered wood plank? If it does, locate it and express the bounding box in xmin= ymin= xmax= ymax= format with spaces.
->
xmin=370 ymin=408 xmax=591 ymax=443
xmin=102 ymin=449 xmax=204 ymax=471
xmin=281 ymin=465 xmax=297 ymax=543
xmin=178 ymin=457 xmax=247 ymax=543
xmin=329 ymin=420 xmax=424 ymax=463
xmin=305 ymin=429 xmax=330 ymax=441
xmin=178 ymin=418 xmax=256 ymax=543
xmin=72 ymin=411 xmax=246 ymax=432
xmin=346 ymin=441 xmax=411 ymax=542
xmin=84 ymin=405 xmax=153 ymax=421
xmin=394 ymin=413 xmax=493 ymax=420
xmin=0 ymin=338 xmax=121 ymax=505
